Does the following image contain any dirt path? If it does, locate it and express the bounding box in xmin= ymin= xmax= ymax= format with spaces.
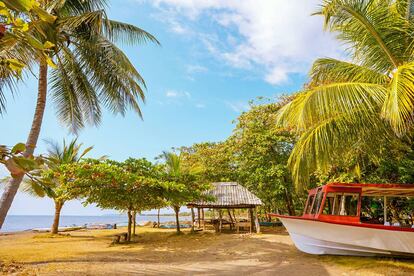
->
xmin=1 ymin=227 xmax=414 ymax=275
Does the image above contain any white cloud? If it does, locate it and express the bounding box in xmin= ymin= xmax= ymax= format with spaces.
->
xmin=195 ymin=103 xmax=206 ymax=108
xmin=150 ymin=0 xmax=342 ymax=85
xmin=265 ymin=67 xmax=289 ymax=85
xmin=186 ymin=64 xmax=208 ymax=74
xmin=165 ymin=90 xmax=191 ymax=98
xmin=225 ymin=101 xmax=250 ymax=113
xmin=166 ymin=90 xmax=178 ymax=97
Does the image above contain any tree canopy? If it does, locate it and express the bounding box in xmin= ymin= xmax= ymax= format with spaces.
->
xmin=276 ymin=0 xmax=414 ymax=188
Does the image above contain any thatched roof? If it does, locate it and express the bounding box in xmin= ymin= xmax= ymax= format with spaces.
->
xmin=187 ymin=182 xmax=262 ymax=208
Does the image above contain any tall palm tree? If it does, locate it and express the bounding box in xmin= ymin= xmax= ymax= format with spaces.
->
xmin=23 ymin=139 xmax=93 ymax=234
xmin=277 ymin=0 xmax=414 ymax=189
xmin=161 ymin=151 xmax=185 ymax=233
xmin=0 ymin=0 xmax=159 ymax=228
xmin=162 ymin=151 xmax=182 ymax=177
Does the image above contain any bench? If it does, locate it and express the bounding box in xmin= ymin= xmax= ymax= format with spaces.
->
xmin=236 ymin=221 xmax=252 ymax=233
xmin=112 ymin=232 xmax=128 ymax=244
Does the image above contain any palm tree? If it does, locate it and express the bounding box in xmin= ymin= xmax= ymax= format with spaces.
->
xmin=0 ymin=0 xmax=159 ymax=228
xmin=23 ymin=139 xmax=93 ymax=234
xmin=162 ymin=151 xmax=182 ymax=177
xmin=161 ymin=151 xmax=185 ymax=233
xmin=276 ymin=0 xmax=414 ymax=189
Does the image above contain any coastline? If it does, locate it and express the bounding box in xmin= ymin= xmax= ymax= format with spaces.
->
xmin=1 ymin=214 xmax=191 ymax=233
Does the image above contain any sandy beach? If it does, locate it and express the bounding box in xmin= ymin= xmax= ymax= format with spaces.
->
xmin=1 ymin=226 xmax=414 ymax=275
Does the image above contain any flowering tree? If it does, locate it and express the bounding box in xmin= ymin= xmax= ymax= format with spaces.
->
xmin=65 ymin=160 xmax=165 ymax=241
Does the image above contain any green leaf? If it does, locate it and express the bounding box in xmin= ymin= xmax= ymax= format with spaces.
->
xmin=2 ymin=0 xmax=34 ymax=12
xmin=12 ymin=156 xmax=37 ymax=171
xmin=11 ymin=143 xmax=25 ymax=154
xmin=32 ymin=6 xmax=57 ymax=24
xmin=45 ymin=55 xmax=57 ymax=69
xmin=43 ymin=41 xmax=55 ymax=49
xmin=24 ymin=33 xmax=45 ymax=50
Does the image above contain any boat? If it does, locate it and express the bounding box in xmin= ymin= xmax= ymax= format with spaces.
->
xmin=271 ymin=183 xmax=414 ymax=256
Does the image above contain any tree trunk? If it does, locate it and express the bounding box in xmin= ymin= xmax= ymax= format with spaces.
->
xmin=173 ymin=205 xmax=180 ymax=233
xmin=132 ymin=210 xmax=137 ymax=237
xmin=127 ymin=209 xmax=132 ymax=241
xmin=190 ymin=207 xmax=195 ymax=232
xmin=157 ymin=208 xmax=160 ymax=228
xmin=249 ymin=208 xmax=254 ymax=233
xmin=254 ymin=207 xmax=260 ymax=233
xmin=51 ymin=200 xmax=63 ymax=234
xmin=284 ymin=188 xmax=296 ymax=216
xmin=0 ymin=63 xmax=48 ymax=229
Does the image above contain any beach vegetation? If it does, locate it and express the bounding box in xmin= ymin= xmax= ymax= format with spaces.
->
xmin=64 ymin=159 xmax=165 ymax=241
xmin=159 ymin=151 xmax=212 ymax=233
xmin=0 ymin=0 xmax=159 ymax=230
xmin=276 ymin=0 xmax=414 ymax=189
xmin=22 ymin=139 xmax=94 ymax=234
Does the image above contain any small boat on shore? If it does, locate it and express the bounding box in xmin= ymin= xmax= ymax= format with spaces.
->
xmin=272 ymin=183 xmax=414 ymax=256
xmin=32 ymin=226 xmax=85 ymax=232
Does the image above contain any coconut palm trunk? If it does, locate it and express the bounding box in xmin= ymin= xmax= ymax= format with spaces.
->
xmin=51 ymin=200 xmax=64 ymax=234
xmin=173 ymin=205 xmax=180 ymax=233
xmin=0 ymin=62 xmax=48 ymax=229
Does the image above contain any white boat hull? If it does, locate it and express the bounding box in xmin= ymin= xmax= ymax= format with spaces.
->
xmin=279 ymin=217 xmax=414 ymax=256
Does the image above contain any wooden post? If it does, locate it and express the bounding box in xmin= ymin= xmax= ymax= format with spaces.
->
xmin=227 ymin=209 xmax=234 ymax=230
xmin=191 ymin=207 xmax=195 ymax=232
xmin=218 ymin=209 xmax=223 ymax=233
xmin=249 ymin=208 xmax=254 ymax=233
xmin=202 ymin=208 xmax=205 ymax=230
xmin=254 ymin=207 xmax=260 ymax=233
xmin=197 ymin=208 xmax=201 ymax=228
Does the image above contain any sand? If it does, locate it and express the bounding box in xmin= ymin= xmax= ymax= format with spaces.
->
xmin=1 ymin=226 xmax=414 ymax=275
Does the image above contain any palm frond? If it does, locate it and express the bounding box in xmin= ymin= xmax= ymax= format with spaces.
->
xmin=382 ymin=62 xmax=414 ymax=134
xmin=51 ymin=0 xmax=108 ymax=15
xmin=73 ymin=35 xmax=145 ymax=118
xmin=277 ymin=82 xmax=386 ymax=130
xmin=104 ymin=20 xmax=160 ymax=45
xmin=309 ymin=58 xmax=389 ymax=86
xmin=162 ymin=151 xmax=182 ymax=176
xmin=58 ymin=10 xmax=106 ymax=37
xmin=50 ymin=53 xmax=85 ymax=132
xmin=317 ymin=0 xmax=407 ymax=71
xmin=288 ymin=109 xmax=394 ymax=189
xmin=21 ymin=179 xmax=47 ymax=198
xmin=396 ymin=0 xmax=414 ymax=19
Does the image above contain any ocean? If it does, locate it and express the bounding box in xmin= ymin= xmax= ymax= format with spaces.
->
xmin=1 ymin=215 xmax=190 ymax=232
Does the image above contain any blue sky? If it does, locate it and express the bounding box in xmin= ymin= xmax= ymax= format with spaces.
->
xmin=1 ymin=0 xmax=341 ymax=216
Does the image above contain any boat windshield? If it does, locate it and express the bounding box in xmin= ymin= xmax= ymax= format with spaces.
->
xmin=304 ymin=195 xmax=315 ymax=214
xmin=322 ymin=192 xmax=359 ymax=216
xmin=311 ymin=189 xmax=324 ymax=215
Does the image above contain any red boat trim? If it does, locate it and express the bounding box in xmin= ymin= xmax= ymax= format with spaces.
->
xmin=270 ymin=214 xmax=414 ymax=233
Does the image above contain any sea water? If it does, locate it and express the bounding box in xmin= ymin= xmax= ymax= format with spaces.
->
xmin=1 ymin=215 xmax=190 ymax=232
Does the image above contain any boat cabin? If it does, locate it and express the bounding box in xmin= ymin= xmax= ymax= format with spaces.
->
xmin=303 ymin=183 xmax=414 ymax=228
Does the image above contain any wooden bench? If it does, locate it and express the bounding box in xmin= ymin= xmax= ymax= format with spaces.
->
xmin=112 ymin=232 xmax=128 ymax=244
xmin=236 ymin=221 xmax=252 ymax=233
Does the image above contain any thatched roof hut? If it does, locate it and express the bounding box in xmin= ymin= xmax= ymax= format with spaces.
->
xmin=187 ymin=182 xmax=262 ymax=233
xmin=187 ymin=182 xmax=262 ymax=208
